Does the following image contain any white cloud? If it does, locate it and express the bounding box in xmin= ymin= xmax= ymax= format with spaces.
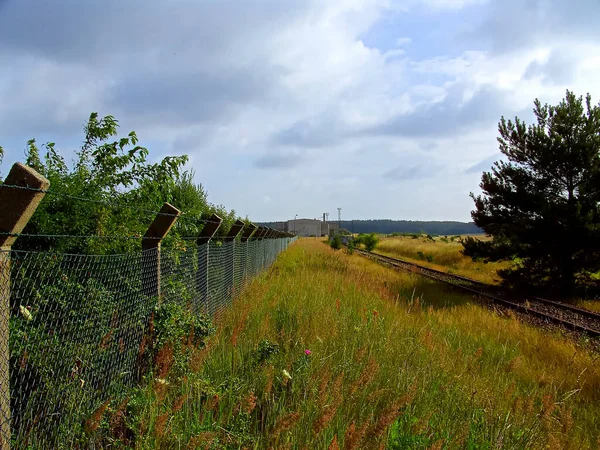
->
xmin=0 ymin=0 xmax=598 ymax=222
xmin=421 ymin=0 xmax=488 ymax=11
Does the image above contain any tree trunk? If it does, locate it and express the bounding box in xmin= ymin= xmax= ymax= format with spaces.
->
xmin=559 ymin=252 xmax=575 ymax=296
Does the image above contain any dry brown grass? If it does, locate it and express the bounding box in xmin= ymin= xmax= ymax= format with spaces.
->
xmin=376 ymin=235 xmax=510 ymax=284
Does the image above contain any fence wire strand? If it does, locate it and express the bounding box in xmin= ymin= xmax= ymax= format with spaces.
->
xmin=0 ymin=236 xmax=295 ymax=449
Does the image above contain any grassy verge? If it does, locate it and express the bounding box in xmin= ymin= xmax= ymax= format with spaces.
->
xmin=124 ymin=239 xmax=600 ymax=449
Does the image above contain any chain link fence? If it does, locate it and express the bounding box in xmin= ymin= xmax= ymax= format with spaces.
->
xmin=0 ymin=236 xmax=294 ymax=449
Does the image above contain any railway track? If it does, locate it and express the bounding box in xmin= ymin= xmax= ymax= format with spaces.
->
xmin=354 ymin=249 xmax=600 ymax=338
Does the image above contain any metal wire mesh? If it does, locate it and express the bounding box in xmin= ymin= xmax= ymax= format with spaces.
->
xmin=0 ymin=237 xmax=295 ymax=449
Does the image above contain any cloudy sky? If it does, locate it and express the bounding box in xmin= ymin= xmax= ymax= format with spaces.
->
xmin=1 ymin=0 xmax=599 ymax=222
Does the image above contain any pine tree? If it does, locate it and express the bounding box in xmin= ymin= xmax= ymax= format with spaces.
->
xmin=463 ymin=91 xmax=600 ymax=295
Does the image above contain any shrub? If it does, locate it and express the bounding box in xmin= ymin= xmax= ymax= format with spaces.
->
xmin=330 ymin=234 xmax=342 ymax=250
xmin=362 ymin=233 xmax=379 ymax=252
xmin=346 ymin=240 xmax=355 ymax=255
xmin=151 ymin=301 xmax=214 ymax=377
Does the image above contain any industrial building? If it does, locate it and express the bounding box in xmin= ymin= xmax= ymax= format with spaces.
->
xmin=270 ymin=217 xmax=339 ymax=237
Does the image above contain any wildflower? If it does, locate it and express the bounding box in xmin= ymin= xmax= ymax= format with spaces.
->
xmin=282 ymin=369 xmax=292 ymax=380
xmin=305 ymin=349 xmax=312 ymax=356
xmin=19 ymin=305 xmax=32 ymax=321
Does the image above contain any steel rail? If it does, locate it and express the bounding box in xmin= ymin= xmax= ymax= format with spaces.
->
xmin=354 ymin=249 xmax=600 ymax=338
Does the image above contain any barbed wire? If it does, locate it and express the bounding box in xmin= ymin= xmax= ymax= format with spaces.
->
xmin=0 ymin=232 xmax=163 ymax=240
xmin=0 ymin=183 xmax=227 ymax=224
xmin=0 ymin=232 xmax=272 ymax=241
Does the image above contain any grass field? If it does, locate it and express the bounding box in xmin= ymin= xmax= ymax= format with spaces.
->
xmin=375 ymin=235 xmax=509 ymax=285
xmin=126 ymin=239 xmax=600 ymax=449
xmin=376 ymin=235 xmax=600 ymax=312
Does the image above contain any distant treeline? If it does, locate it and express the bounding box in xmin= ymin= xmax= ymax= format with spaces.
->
xmin=340 ymin=220 xmax=482 ymax=235
xmin=260 ymin=220 xmax=482 ymax=236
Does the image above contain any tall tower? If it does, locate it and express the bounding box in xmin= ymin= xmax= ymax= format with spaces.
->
xmin=337 ymin=207 xmax=342 ymax=230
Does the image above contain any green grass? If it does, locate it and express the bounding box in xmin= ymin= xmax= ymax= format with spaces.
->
xmin=120 ymin=239 xmax=600 ymax=449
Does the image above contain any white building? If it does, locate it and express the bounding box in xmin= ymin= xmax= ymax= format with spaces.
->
xmin=271 ymin=218 xmax=339 ymax=237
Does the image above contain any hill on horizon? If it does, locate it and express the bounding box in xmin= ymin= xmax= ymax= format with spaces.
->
xmin=259 ymin=220 xmax=482 ymax=236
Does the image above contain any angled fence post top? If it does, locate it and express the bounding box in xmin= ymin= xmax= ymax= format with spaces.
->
xmin=224 ymin=220 xmax=245 ymax=242
xmin=252 ymin=226 xmax=267 ymax=240
xmin=241 ymin=224 xmax=257 ymax=242
xmin=0 ymin=163 xmax=50 ymax=250
xmin=197 ymin=213 xmax=222 ymax=245
xmin=142 ymin=203 xmax=181 ymax=250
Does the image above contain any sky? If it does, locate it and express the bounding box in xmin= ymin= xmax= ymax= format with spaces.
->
xmin=1 ymin=0 xmax=599 ymax=222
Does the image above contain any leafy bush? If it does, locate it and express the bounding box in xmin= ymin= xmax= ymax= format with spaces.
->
xmin=416 ymin=251 xmax=434 ymax=263
xmin=362 ymin=233 xmax=379 ymax=252
xmin=330 ymin=234 xmax=342 ymax=250
xmin=1 ymin=112 xmax=239 ymax=255
xmin=345 ymin=239 xmax=355 ymax=255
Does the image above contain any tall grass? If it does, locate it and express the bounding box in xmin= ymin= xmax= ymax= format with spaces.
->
xmin=377 ymin=236 xmax=600 ymax=311
xmin=376 ymin=235 xmax=511 ymax=284
xmin=125 ymin=239 xmax=600 ymax=449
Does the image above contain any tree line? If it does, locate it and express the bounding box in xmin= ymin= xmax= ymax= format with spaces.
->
xmin=339 ymin=220 xmax=481 ymax=236
xmin=259 ymin=220 xmax=481 ymax=236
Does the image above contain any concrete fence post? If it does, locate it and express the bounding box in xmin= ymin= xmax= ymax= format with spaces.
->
xmin=141 ymin=203 xmax=181 ymax=301
xmin=240 ymin=224 xmax=256 ymax=283
xmin=0 ymin=163 xmax=50 ymax=450
xmin=196 ymin=214 xmax=222 ymax=315
xmin=224 ymin=220 xmax=245 ymax=298
xmin=252 ymin=227 xmax=267 ymax=275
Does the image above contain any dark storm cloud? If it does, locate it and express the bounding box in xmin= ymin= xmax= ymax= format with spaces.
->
xmin=108 ymin=65 xmax=283 ymax=127
xmin=0 ymin=0 xmax=308 ymax=64
xmin=0 ymin=0 xmax=305 ymax=139
xmin=369 ymin=84 xmax=509 ymax=138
